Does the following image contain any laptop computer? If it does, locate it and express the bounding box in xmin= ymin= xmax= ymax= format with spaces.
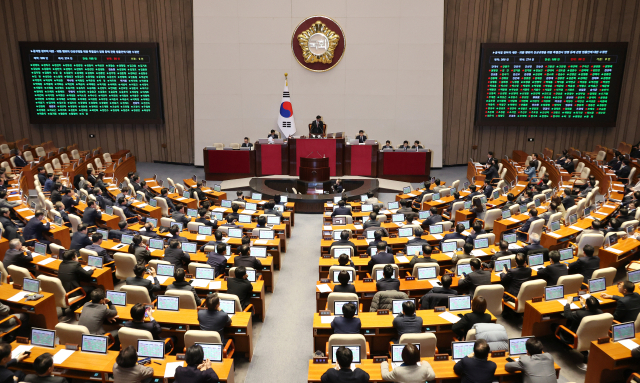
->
xmin=528 ymin=253 xmax=545 ymax=271
xmin=559 ymin=248 xmax=574 ymax=261
xmin=451 ymin=341 xmax=475 ymax=361
xmin=508 ymin=337 xmax=533 ymax=357
xmin=221 ymin=200 xmax=232 ymax=208
xmin=588 ymin=277 xmax=607 ymax=293
xmin=334 ymin=301 xmax=359 ymax=316
xmin=146 ymin=218 xmax=158 ymax=227
xmin=182 ymin=242 xmax=197 ymax=254
xmin=332 ymin=270 xmax=353 ymax=283
xmin=186 ymin=208 xmax=197 ymax=218
xmin=195 ymin=343 xmax=224 ymax=363
xmin=331 ymin=345 xmax=361 ymax=364
xmin=81 ymin=334 xmax=109 ymax=354
xmin=156 ymin=264 xmax=175 ymax=277
xmin=375 ymin=269 xmax=396 ymax=280
xmin=429 ymin=225 xmax=443 ymax=235
xmin=629 ymin=270 xmax=640 ymax=283
xmin=156 ymin=295 xmax=180 ymax=311
xmin=87 ymin=255 xmax=103 ymax=268
xmin=549 ymin=220 xmax=561 ymax=232
xmin=391 ymin=299 xmax=414 ymax=316
xmin=474 ymin=237 xmax=489 ymax=249
xmin=545 ymin=285 xmax=564 ymax=301
xmin=406 ymin=245 xmax=422 ymax=255
xmin=149 ymin=238 xmax=164 ymax=250
xmin=106 ymin=290 xmax=127 ymax=306
xmin=259 ymin=230 xmax=275 ymax=240
xmin=228 ymin=228 xmax=242 ymax=238
xmin=494 ymin=259 xmax=511 ymax=274
xmin=449 ymin=295 xmax=471 ymax=311
xmin=392 ymin=214 xmax=404 ymax=223
xmin=251 ymin=247 xmax=267 ymax=258
xmin=459 ymin=220 xmax=470 ymax=230
xmin=388 ymin=201 xmax=399 ymax=210
xmin=333 ymin=248 xmax=352 ymax=258
xmin=503 ymin=233 xmax=516 ymax=244
xmin=612 ymin=322 xmax=636 ymax=342
xmin=219 ymin=299 xmax=236 ymax=316
xmin=267 ymin=216 xmax=280 ymax=225
xmin=456 ymin=263 xmax=472 ymax=277
xmin=137 ymin=340 xmax=165 ymax=359
xmin=398 ymin=227 xmax=413 ymax=238
xmin=198 ymin=225 xmax=213 ymax=236
xmin=34 ymin=242 xmax=47 ymax=256
xmin=390 ymin=344 xmax=420 ymax=367
xmin=251 ymin=193 xmax=262 ymax=201
xmin=31 ymin=328 xmax=56 ymax=348
xmin=361 ymin=204 xmax=373 ymax=212
xmin=441 ymin=241 xmax=457 ymax=254
xmin=121 ymin=234 xmax=134 ymax=245
xmin=502 ymin=210 xmax=511 ymax=219
xmin=416 ymin=267 xmax=437 ymax=280
xmin=23 ymin=278 xmax=40 ymax=293
xmin=418 ymin=210 xmax=431 ymax=219
xmin=238 ymin=214 xmax=252 ymax=223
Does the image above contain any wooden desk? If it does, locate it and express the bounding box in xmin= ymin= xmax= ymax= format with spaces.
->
xmin=377 ymin=151 xmax=431 ymax=182
xmin=74 ymin=201 xmax=120 ymax=230
xmin=345 ymin=143 xmax=378 ymax=177
xmin=8 ymin=202 xmax=71 ymax=249
xmin=598 ymin=237 xmax=640 ymax=269
xmin=204 ymin=148 xmax=256 ymax=181
xmin=32 ymin=255 xmax=114 ymax=291
xmin=585 ymin=334 xmax=640 ymax=383
xmin=0 ymin=284 xmax=57 ymax=329
xmin=75 ymin=305 xmax=255 ymax=361
xmin=254 ymin=141 xmax=289 ymax=176
xmin=539 ymin=204 xmax=619 ymax=250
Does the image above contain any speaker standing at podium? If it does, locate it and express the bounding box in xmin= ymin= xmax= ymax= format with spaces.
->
xmin=310 ymin=115 xmax=324 ymax=137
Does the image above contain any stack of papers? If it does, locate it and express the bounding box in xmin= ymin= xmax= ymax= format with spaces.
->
xmin=396 ymin=256 xmax=409 ymax=263
xmin=12 ymin=345 xmax=34 ymax=359
xmin=323 ymin=226 xmax=332 ymax=230
xmin=568 ymin=225 xmax=583 ymax=231
xmin=441 ymin=252 xmax=454 ymax=259
xmin=607 ymin=247 xmax=623 ymax=254
xmin=242 ymin=210 xmax=256 ymax=215
xmin=618 ymin=339 xmax=640 ymax=351
xmin=148 ymin=275 xmax=170 ymax=284
xmin=196 ymin=235 xmax=206 ymax=241
xmin=8 ymin=292 xmax=30 ymax=302
xmin=438 ymin=312 xmax=461 ymax=323
xmin=52 ymin=349 xmax=75 ymax=364
xmin=470 ymin=249 xmax=486 ymax=257
xmin=164 ymin=362 xmax=184 ymax=378
xmin=316 ymin=284 xmax=332 ymax=293
xmin=209 ymin=281 xmax=222 ymax=290
xmin=212 ymin=207 xmax=227 ymax=212
xmin=508 ymin=243 xmax=523 ymax=250
xmin=190 ymin=279 xmax=210 ymax=288
xmin=37 ymin=258 xmax=56 ymax=265
xmin=428 ymin=279 xmax=441 ymax=287
xmin=136 ymin=203 xmax=148 ymax=208
xmin=432 ymin=234 xmax=443 ymax=240
xmin=254 ymin=239 xmax=268 ymax=245
xmin=16 ymin=208 xmax=30 ymax=212
xmin=353 ymin=225 xmax=363 ymax=230
xmin=558 ymin=299 xmax=580 ymax=310
xmin=506 ymin=217 xmax=521 ymax=223
xmin=176 ymin=197 xmax=187 ymax=201
xmin=320 ymin=316 xmax=335 ymax=324
xmin=546 ymin=232 xmax=562 ymax=238
xmin=407 ymin=193 xmax=416 ymax=197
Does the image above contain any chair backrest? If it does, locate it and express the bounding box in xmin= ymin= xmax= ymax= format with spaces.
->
xmin=371 ymin=264 xmax=399 ymax=279
xmin=37 ymin=275 xmax=69 ymax=308
xmin=60 ymin=153 xmax=70 ymax=164
xmin=67 ymin=214 xmax=82 ymax=233
xmin=114 ymin=253 xmax=137 ymax=280
xmin=328 ymin=266 xmax=357 ymax=279
xmin=44 ymin=163 xmax=54 ymax=174
xmin=79 ymin=248 xmax=99 ymax=263
xmin=592 ymin=267 xmax=616 ymax=286
xmin=509 ymin=203 xmax=520 ymax=216
xmin=327 ymin=334 xmax=367 ymax=360
xmin=119 ymin=327 xmax=154 ymax=350
xmin=476 ymin=233 xmax=495 ymax=244
xmin=474 ymin=284 xmax=504 ymax=316
xmin=184 ymin=330 xmax=221 ymax=349
xmin=103 ymin=153 xmax=113 ymax=163
xmin=217 ymin=293 xmax=242 ymax=312
xmin=95 ymin=158 xmax=103 ymax=169
xmin=327 ymin=292 xmax=359 ymax=314
xmin=230 ymin=143 xmax=240 ymax=149
xmin=576 ymin=233 xmax=604 ymax=257
xmin=421 ymin=193 xmax=433 ymax=203
xmin=575 ymin=313 xmax=613 ymax=352
xmin=35 ymin=147 xmax=46 ymax=157
xmin=376 ymin=214 xmax=387 ymax=222
xmin=443 ymin=238 xmax=465 ymax=249
xmin=165 ymin=290 xmax=197 ymax=309
xmin=71 ymin=149 xmax=80 ymax=160
xmin=411 ymin=262 xmax=440 ymax=277
xmin=565 ymin=205 xmax=578 ymax=220
xmin=160 ymin=217 xmax=176 ymax=228
xmin=0 ymin=263 xmax=7 ymax=284
xmin=188 ymin=262 xmax=211 ymax=275
xmin=438 ymin=221 xmax=452 ymax=232
xmin=136 ymin=191 xmax=147 ymax=202
xmin=528 ymin=219 xmax=545 ymax=237
xmin=213 ymin=143 xmax=224 ymax=150
xmin=24 ymin=151 xmax=34 ymax=161
xmin=451 ymin=180 xmax=460 ymax=190
xmin=7 ymin=265 xmax=32 ymax=286
xmin=620 ymin=220 xmax=639 ymax=232
xmin=176 ymin=184 xmax=185 ymax=195
xmin=575 ymin=162 xmax=585 ymax=174
xmin=596 ymin=150 xmax=606 ymax=161
xmin=166 ymin=178 xmax=176 ymax=188
xmin=500 ymin=168 xmax=507 ymax=179
xmin=56 ymin=323 xmax=89 ymax=346
xmin=547 ymin=212 xmax=563 ymax=226
xmin=120 ymin=285 xmax=152 ymax=304
xmin=155 ymin=197 xmax=170 ymax=217
xmin=450 ymin=202 xmax=464 ymax=217
xmin=187 ymin=222 xmax=204 ymax=232
xmin=482 ymin=209 xmax=502 ymax=231
xmin=0 ymin=144 xmax=9 ymax=154
xmin=229 ymin=267 xmax=255 ymax=278
xmin=112 ymin=206 xmax=127 ymax=223
xmin=148 ymin=259 xmax=170 ymax=271
xmin=398 ymin=333 xmax=437 ymax=358
xmin=557 ymin=274 xmax=584 ymax=295
xmin=513 ymin=280 xmax=547 ymax=313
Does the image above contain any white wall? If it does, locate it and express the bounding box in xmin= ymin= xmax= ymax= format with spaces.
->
xmin=193 ymin=0 xmax=444 ymax=167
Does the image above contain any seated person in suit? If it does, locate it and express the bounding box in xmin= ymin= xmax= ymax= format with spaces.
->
xmin=61 ymin=188 xmax=79 ymax=212
xmin=429 ymin=274 xmax=457 ymax=295
xmin=575 ymin=218 xmax=603 ymax=244
xmin=518 ymin=189 xmax=534 ymax=205
xmin=167 ymin=268 xmax=201 ymax=306
xmin=43 ymin=173 xmax=55 ymax=192
xmin=356 ymin=130 xmax=367 ymax=143
xmin=568 ymin=244 xmax=600 ymax=283
xmin=505 ymin=337 xmax=557 ymax=382
xmin=126 ymin=263 xmax=161 ymax=299
xmin=168 ymin=224 xmax=188 ymax=243
xmin=452 ymin=296 xmax=492 ymax=338
xmin=501 ymin=193 xmax=517 ymax=212
xmin=117 ymin=197 xmax=143 ymax=224
xmin=199 ymin=230 xmax=226 ymax=252
xmin=555 ymin=296 xmax=602 ymax=344
xmin=108 ymin=220 xmax=134 ymax=241
xmin=267 ymin=129 xmax=279 ymax=139
xmin=482 ymin=178 xmax=495 ymax=199
xmin=521 ymin=232 xmax=546 ymax=255
xmin=617 ymin=206 xmax=634 ymax=224
xmin=138 ymin=221 xmax=160 ymax=238
xmin=175 ymin=345 xmax=220 ymax=382
xmin=409 ymin=244 xmax=438 ymax=266
xmin=393 ymin=301 xmax=423 ymax=338
xmin=332 ymin=179 xmax=344 ymax=194
xmin=465 ymin=221 xmax=486 ymax=245
xmin=112 ymin=346 xmax=154 ymax=383
xmin=320 ymin=346 xmax=370 ymax=383
xmin=376 ymin=264 xmax=400 ymax=292
xmin=616 ymin=159 xmax=632 ymax=182
xmin=12 ymin=149 xmax=28 ymax=168
xmin=263 ymin=200 xmax=283 ymax=217
xmin=53 ymin=202 xmax=70 ymax=226
xmin=70 ymin=224 xmax=93 ymax=251
xmin=3 ymin=238 xmax=33 ymax=270
xmin=517 ymin=208 xmax=540 ymax=242
xmin=423 ymin=207 xmax=443 ymax=228
xmin=128 ymin=234 xmax=151 ymax=264
xmin=206 ymin=243 xmax=228 ymax=277
xmin=234 ymin=244 xmax=264 ymax=271
xmin=537 ymin=250 xmax=568 ymax=287
xmin=226 ymin=266 xmax=253 ymax=310
xmin=333 ymin=270 xmax=356 ymax=293
xmin=226 ymin=203 xmax=241 ymax=224
xmin=452 ymin=242 xmax=475 ymax=264
xmin=81 ymin=200 xmax=102 ymax=227
xmin=24 ymin=352 xmax=69 ymax=383
xmin=600 ymin=280 xmax=640 ymax=322
xmin=0 ymin=342 xmax=28 ymax=382
xmin=198 ymin=293 xmax=231 ymax=344
xmin=458 ymin=258 xmax=491 ymax=296
xmin=539 ymin=202 xmax=559 ymax=224
xmin=381 ymin=343 xmax=435 ymax=383
xmin=411 ymin=140 xmax=423 ymax=149
xmin=453 ymin=339 xmax=497 ymax=382
xmin=465 ymin=185 xmax=482 ymax=202
xmin=469 ymin=197 xmax=486 ymax=221
xmin=405 ymin=227 xmax=429 ymax=248
xmin=399 ymin=140 xmax=410 ymax=151
xmin=234 ymin=191 xmax=244 ymax=202
xmin=163 ymin=239 xmax=190 ymax=268
xmin=331 ymin=302 xmax=361 ymax=334
xmin=22 ymin=210 xmax=51 ymax=245
xmin=337 ymin=253 xmax=355 ymax=269
xmin=58 ymin=249 xmax=96 ymax=297
xmin=368 ymin=242 xmax=394 ymax=270
xmin=78 ymin=289 xmax=118 ymax=337
xmin=397 ymin=199 xmax=413 ymax=215
xmin=604 ymin=218 xmax=623 ymax=237
xmin=171 ymin=203 xmax=191 ymax=226
xmin=330 ymin=230 xmax=357 ymax=256
xmin=443 ymin=223 xmax=467 ymax=242
xmin=310 ymin=115 xmax=324 ymax=137
xmin=488 ymin=240 xmax=512 ymax=268
xmin=524 ymin=153 xmax=539 ymax=180
xmin=138 ymin=181 xmax=155 ymax=202
xmin=241 ymin=137 xmax=253 ymax=148
xmin=562 ymin=188 xmax=575 ymax=210
xmin=500 ymin=253 xmax=532 ymax=302
xmin=363 ymin=212 xmax=380 ymax=230
xmin=130 ymin=175 xmax=141 ymax=192
xmin=381 ymin=140 xmax=393 ymax=150
xmin=123 ymin=303 xmax=165 ymax=341
xmin=159 ymin=188 xmax=177 ymax=212
xmin=578 ymin=179 xmax=596 ymax=198
xmin=86 ymin=232 xmax=113 ymax=264
xmin=331 ymin=200 xmax=351 ymax=217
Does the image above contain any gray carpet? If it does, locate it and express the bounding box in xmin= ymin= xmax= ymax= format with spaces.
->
xmin=134 ymin=162 xmax=588 ymax=383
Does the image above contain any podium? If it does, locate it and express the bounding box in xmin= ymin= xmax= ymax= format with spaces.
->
xmin=297 ymin=157 xmax=330 ymax=194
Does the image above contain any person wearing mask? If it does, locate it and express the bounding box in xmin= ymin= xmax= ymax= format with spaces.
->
xmin=568 ymin=244 xmax=600 ymax=283
xmin=504 ymin=337 xmax=557 ymax=383
xmin=70 ymin=223 xmax=92 ymax=251
xmin=58 ymin=250 xmax=96 ymax=297
xmin=453 ymin=339 xmax=497 ymax=383
xmin=458 ymin=258 xmax=491 ymax=296
xmin=3 ymin=238 xmax=33 ymax=270
xmin=367 ymin=242 xmax=394 ymax=270
xmin=443 ymin=223 xmax=467 ymax=241
xmin=330 ymin=230 xmax=357 ymax=256
xmin=167 ymin=268 xmax=201 ymax=306
xmin=331 ymin=303 xmax=361 ymax=334
xmin=452 ymin=296 xmax=492 ymax=339
xmin=392 ymin=301 xmax=423 ymax=338
xmin=163 ymin=240 xmax=190 ymax=268
xmin=112 ymin=346 xmax=154 ymax=383
xmin=320 ymin=346 xmax=369 ymax=383
xmin=600 ymin=281 xmax=640 ymax=322
xmin=500 ymin=253 xmax=532 ymax=302
xmin=126 ymin=264 xmax=161 ymax=300
xmin=206 ymin=243 xmax=228 ymax=277
xmin=376 ymin=264 xmax=400 ymax=292
xmin=198 ymin=293 xmax=232 ymax=344
xmin=381 ymin=343 xmax=435 ymax=382
xmin=537 ymin=250 xmax=568 ymax=286
xmin=333 ymin=270 xmax=356 ymax=293
xmin=78 ymin=289 xmax=118 ymax=336
xmin=409 ymin=244 xmax=438 ymax=267
xmin=226 ymin=266 xmax=253 ymax=310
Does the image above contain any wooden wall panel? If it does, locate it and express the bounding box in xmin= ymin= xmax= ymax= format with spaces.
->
xmin=0 ymin=0 xmax=194 ymax=164
xmin=444 ymin=0 xmax=640 ymax=165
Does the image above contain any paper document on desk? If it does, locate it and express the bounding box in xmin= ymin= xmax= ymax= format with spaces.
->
xmin=12 ymin=345 xmax=33 ymax=359
xmin=508 ymin=243 xmax=523 ymax=250
xmin=164 ymin=362 xmax=184 ymax=378
xmin=569 ymin=226 xmax=583 ymax=231
xmin=25 ymin=215 xmax=34 ymax=220
xmin=147 ymin=275 xmax=169 ymax=284
xmin=432 ymin=234 xmax=443 ymax=240
xmin=436 ymin=200 xmax=445 ymax=203
xmin=320 ymin=316 xmax=335 ymax=324
xmin=592 ymin=212 xmax=607 ymax=217
xmin=209 ymin=281 xmax=222 ymax=290
xmin=460 ymin=231 xmax=469 ymax=236
xmin=254 ymin=239 xmax=268 ymax=245
xmin=585 ymin=216 xmax=595 ymax=220
xmin=382 ymin=210 xmax=392 ymax=215
xmin=8 ymin=292 xmax=29 ymax=302
xmin=558 ymin=299 xmax=580 ymax=310
xmin=506 ymin=218 xmax=520 ymax=223
xmin=618 ymin=339 xmax=640 ymax=351
xmin=52 ymin=349 xmax=75 ymax=365
xmin=470 ymin=250 xmax=486 ymax=257
xmin=83 ymin=266 xmax=94 ymax=272
xmin=606 ymin=247 xmax=624 ymax=254
xmin=442 ymin=252 xmax=454 ymax=259
xmin=395 ymin=256 xmax=409 ymax=263
xmin=324 ymin=212 xmax=331 ymax=216
xmin=136 ymin=203 xmax=148 ymax=208
xmin=176 ymin=197 xmax=187 ymax=201
xmin=353 ymin=225 xmax=363 ymax=230
xmin=327 ymin=203 xmax=334 ymax=207
xmin=438 ymin=312 xmax=461 ymax=323
xmin=316 ymin=284 xmax=332 ymax=293
xmin=191 ymin=279 xmax=210 ymax=288
xmin=38 ymin=258 xmax=56 ymax=265
xmin=603 ymin=204 xmax=616 ymax=208
xmin=16 ymin=208 xmax=30 ymax=212
xmin=323 ymin=226 xmax=332 ymax=230
xmin=531 ymin=265 xmax=545 ymax=272
xmin=212 ymin=208 xmax=227 ymax=212
xmin=196 ymin=235 xmax=206 ymax=241
xmin=546 ymin=232 xmax=562 ymax=238
xmin=406 ymin=193 xmax=416 ymax=197
xmin=428 ymin=279 xmax=442 ymax=287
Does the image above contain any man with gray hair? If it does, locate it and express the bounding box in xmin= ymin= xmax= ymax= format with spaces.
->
xmin=521 ymin=233 xmax=546 ymax=255
xmin=3 ymin=239 xmax=33 ymax=270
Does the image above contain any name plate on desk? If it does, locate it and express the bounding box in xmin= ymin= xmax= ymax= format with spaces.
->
xmin=598 ymin=337 xmax=610 ymax=344
xmin=176 ymin=353 xmax=186 ymax=360
xmin=65 ymin=344 xmax=79 ymax=351
xmin=313 ymin=357 xmax=328 ymax=364
xmin=13 ymin=284 xmax=22 ymax=290
xmin=363 ymin=278 xmax=373 ymax=283
xmin=321 ymin=254 xmax=332 ymax=259
xmin=376 ymin=309 xmax=389 ymax=315
xmin=16 ymin=337 xmax=29 ymax=344
xmin=434 ymin=354 xmax=449 ymax=361
xmin=405 ymin=276 xmax=415 ymax=281
xmin=373 ymin=356 xmax=388 ymax=363
xmin=491 ymin=350 xmax=506 ymax=358
xmin=434 ymin=306 xmax=446 ymax=312
xmin=359 ymin=254 xmax=368 ymax=258
xmin=319 ymin=310 xmax=331 ymax=316
xmin=532 ymin=296 xmax=543 ymax=303
xmin=320 ymin=278 xmax=330 ymax=283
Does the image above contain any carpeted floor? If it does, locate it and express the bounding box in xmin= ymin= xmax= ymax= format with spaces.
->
xmin=133 ymin=162 xmax=588 ymax=383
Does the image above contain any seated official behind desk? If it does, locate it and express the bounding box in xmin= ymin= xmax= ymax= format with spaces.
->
xmin=381 ymin=343 xmax=435 ymax=383
xmin=167 ymin=268 xmax=201 ymax=306
xmin=310 ymin=116 xmax=324 ymax=138
xmin=3 ymin=238 xmax=33 ymax=270
xmin=458 ymin=259 xmax=491 ymax=296
xmin=113 ymin=346 xmax=154 ymax=383
xmin=334 ymin=270 xmax=356 ymax=293
xmin=59 ymin=249 xmax=96 ymax=297
xmin=409 ymin=244 xmax=438 ymax=267
xmin=537 ymin=250 xmax=568 ymax=286
xmin=126 ymin=264 xmax=161 ymax=299
xmin=504 ymin=337 xmax=557 ymax=383
xmin=227 ymin=266 xmax=253 ymax=310
xmin=452 ymin=296 xmax=492 ymax=339
xmin=600 ymin=280 xmax=640 ymax=322
xmin=377 ymin=265 xmax=400 ymax=292
xmin=331 ymin=303 xmax=361 ymax=335
xmin=393 ymin=301 xmax=422 ymax=339
xmin=174 ymin=345 xmax=219 ymax=382
xmin=199 ymin=293 xmax=232 ymax=343
xmin=453 ymin=339 xmax=497 ymax=383
xmin=568 ymin=244 xmax=600 ymax=283
xmin=24 ymin=352 xmax=69 ymax=383
xmin=320 ymin=346 xmax=369 ymax=383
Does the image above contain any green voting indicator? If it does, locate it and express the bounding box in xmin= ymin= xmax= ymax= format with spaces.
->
xmin=19 ymin=42 xmax=163 ymax=124
xmin=475 ymin=43 xmax=627 ymax=127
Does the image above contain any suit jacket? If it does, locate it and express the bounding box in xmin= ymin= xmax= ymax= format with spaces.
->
xmin=331 ymin=317 xmax=362 ymax=334
xmin=504 ymin=353 xmax=557 ymax=383
xmin=86 ymin=244 xmax=113 ymax=262
xmin=43 ymin=179 xmax=54 ymax=192
xmin=393 ymin=314 xmax=423 ymax=337
xmin=23 ymin=217 xmax=50 ymax=241
xmin=611 ymin=292 xmax=640 ymax=322
xmin=537 ymin=263 xmax=568 ymax=286
xmin=465 ymin=191 xmax=481 ymax=201
xmin=198 ymin=309 xmax=231 ymax=343
xmin=562 ymin=195 xmax=575 ymax=210
xmin=234 ymin=255 xmax=263 ymax=271
xmin=443 ymin=232 xmax=466 ymax=241
xmin=82 ymin=207 xmax=102 ymax=226
xmin=123 ymin=320 xmax=162 ymax=340
xmin=61 ymin=195 xmax=79 ymax=211
xmin=206 ymin=253 xmax=227 ymax=277
xmin=458 ymin=269 xmax=491 ymax=296
xmin=58 ymin=210 xmax=70 ymax=223
xmin=409 ymin=255 xmax=438 ymax=268
xmin=163 ymin=247 xmax=190 ymax=268
xmin=376 ymin=277 xmax=400 ymax=292
xmin=482 ymin=167 xmax=500 ymax=182
xmin=167 ymin=280 xmax=202 ymax=306
xmin=465 ymin=229 xmax=487 ymax=244
xmin=356 ymin=135 xmax=368 ymax=143
xmin=0 ymin=198 xmax=19 ymax=209
xmin=131 ymin=182 xmax=142 ymax=192
xmin=320 ymin=368 xmax=370 ymax=383
xmin=175 ymin=364 xmax=220 ymax=383
xmin=13 ymin=155 xmax=28 ymax=168
xmin=24 ymin=375 xmax=69 ymax=383
xmin=310 ymin=120 xmax=324 ymax=135
xmin=195 ymin=217 xmax=214 ymax=227
xmin=3 ymin=248 xmax=33 ymax=270
xmin=70 ymin=232 xmax=92 ymax=250
xmin=78 ymin=301 xmax=117 ymax=335
xmin=500 ymin=266 xmax=532 ymax=297
xmin=564 ymin=305 xmax=603 ymax=333
xmin=227 ymin=277 xmax=253 ymax=309
xmin=452 ymin=311 xmax=492 ymax=338
xmin=111 ymin=364 xmax=154 ymax=383
xmin=568 ymin=255 xmax=600 ymax=282
xmin=367 ymin=252 xmax=394 ymax=269
xmin=520 ymin=217 xmax=537 ymax=234
xmin=330 ymin=239 xmax=357 ymax=256
xmin=453 ymin=356 xmax=497 ymax=383
xmin=562 ymin=160 xmax=575 ymax=173
xmin=125 ymin=276 xmax=161 ymax=298
xmin=424 ymin=215 xmax=443 ymax=227
xmin=616 ymin=165 xmax=631 ymax=179
xmin=363 ymin=219 xmax=381 ymax=230
xmin=58 ymin=260 xmax=94 ymax=292
xmin=331 ymin=206 xmax=352 ymax=217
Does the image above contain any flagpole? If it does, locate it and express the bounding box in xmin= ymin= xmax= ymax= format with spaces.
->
xmin=285 ymin=72 xmax=288 ymax=86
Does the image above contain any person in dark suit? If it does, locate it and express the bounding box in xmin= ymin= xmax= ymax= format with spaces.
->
xmin=225 ymin=203 xmax=243 ymax=224
xmin=70 ymin=224 xmax=92 ymax=251
xmin=43 ymin=173 xmax=55 ymax=193
xmin=331 ymin=200 xmax=351 ymax=217
xmin=267 ymin=129 xmax=279 ymax=139
xmin=332 ymin=179 xmax=345 ymax=194
xmin=234 ymin=244 xmax=263 ymax=271
xmin=128 ymin=234 xmax=151 ymax=264
xmin=617 ymin=206 xmax=634 ymax=224
xmin=195 ymin=209 xmax=214 ymax=227
xmin=356 ymin=130 xmax=367 ymax=143
xmin=138 ymin=222 xmax=160 ymax=239
xmin=517 ymin=208 xmax=540 ymax=242
xmin=562 ymin=188 xmax=575 ymax=210
xmin=392 ymin=301 xmax=423 ymax=338
xmin=126 ymin=263 xmax=161 ymax=299
xmin=320 ymin=346 xmax=370 ymax=383
xmin=425 ymin=274 xmax=457 ymax=295
xmin=409 ymin=244 xmax=438 ymax=267
xmin=171 ymin=204 xmax=191 ymax=226
xmin=138 ymin=181 xmax=155 ymax=202
xmin=61 ymin=189 xmax=79 ymax=212
xmin=604 ymin=218 xmax=623 ymax=237
xmin=453 ymin=339 xmax=497 ymax=383
xmin=367 ymin=242 xmax=394 ymax=271
xmin=330 ymin=230 xmax=357 ymax=256
xmin=616 ymin=159 xmax=632 ymax=182
xmin=465 ymin=185 xmax=482 ymax=201
xmin=331 ymin=303 xmax=361 ymax=334
xmin=206 ymin=243 xmax=228 ymax=277
xmin=376 ymin=264 xmax=400 ymax=291
xmin=86 ymin=168 xmax=97 ymax=186
xmin=520 ymin=233 xmax=546 ymax=255
xmin=118 ymin=197 xmax=142 ymax=224
xmin=404 ymin=228 xmax=429 ymax=250
xmin=36 ymin=167 xmax=47 ymax=187
xmin=174 ymin=345 xmax=219 ymax=382
xmin=518 ymin=189 xmax=534 ymax=206
xmin=166 ymin=268 xmax=201 ymax=306
xmin=159 ymin=188 xmax=176 ymax=213
xmin=226 ymin=266 xmax=253 ymax=310
xmin=482 ymin=165 xmax=500 ymax=186
xmin=537 ymin=250 xmax=568 ymax=286
xmin=58 ymin=250 xmax=96 ymax=297
xmin=92 ymin=188 xmax=112 ymax=210
xmin=363 ymin=212 xmax=381 ymax=230
xmin=452 ymin=296 xmax=492 ymax=338
xmin=53 ymin=202 xmax=71 ymax=226
xmin=24 ymin=352 xmax=69 ymax=383
xmin=443 ymin=223 xmax=467 ymax=241
xmin=23 ymin=210 xmax=51 ymax=244
xmin=568 ymin=244 xmax=600 ymax=283
xmin=12 ymin=149 xmax=28 ymax=168
xmin=310 ymin=115 xmax=324 ymax=137
xmin=487 ymin=240 xmax=512 ymax=268
xmin=501 ymin=193 xmax=517 ymax=212
xmin=423 ymin=207 xmax=443 ymax=227
xmin=333 ymin=270 xmax=356 ymax=293
xmin=485 ymin=151 xmax=498 ymax=167
xmin=123 ymin=303 xmax=164 ymax=340
xmin=561 ymin=157 xmax=575 ymax=173
xmin=458 ymin=259 xmax=491 ymax=296
xmin=240 ymin=137 xmax=253 ymax=148
xmin=3 ymin=239 xmax=33 ymax=270
xmin=411 ymin=140 xmax=423 ymax=150
xmin=168 ymin=224 xmax=187 ymax=243
xmin=81 ymin=200 xmax=102 ymax=227
xmin=0 ymin=342 xmax=28 ymax=383
xmin=500 ymin=253 xmax=532 ymax=302
xmin=108 ymin=220 xmax=133 ymax=241
xmin=86 ymin=232 xmax=113 ymax=263
xmin=163 ymin=239 xmax=190 ymax=268
xmin=556 ymin=296 xmax=603 ymax=344
xmin=199 ymin=230 xmax=226 ymax=252
xmin=263 ymin=200 xmax=283 ymax=217
xmin=465 ymin=221 xmax=487 ymax=245
xmin=600 ymin=281 xmax=640 ymax=322
xmin=198 ymin=293 xmax=231 ymax=344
